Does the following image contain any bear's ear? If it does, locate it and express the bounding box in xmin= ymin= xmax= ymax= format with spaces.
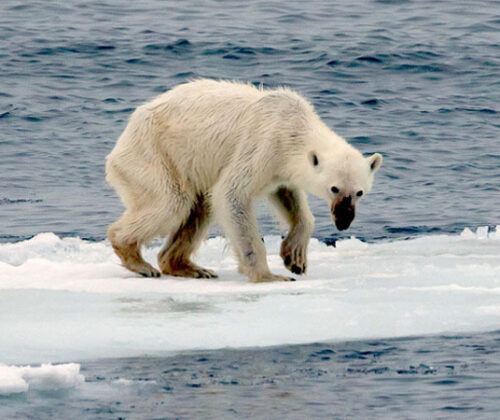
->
xmin=367 ymin=153 xmax=383 ymax=172
xmin=308 ymin=151 xmax=320 ymax=169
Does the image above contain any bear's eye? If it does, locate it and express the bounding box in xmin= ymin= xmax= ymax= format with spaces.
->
xmin=312 ymin=153 xmax=319 ymax=167
xmin=331 ymin=186 xmax=339 ymax=194
xmin=356 ymin=190 xmax=363 ymax=197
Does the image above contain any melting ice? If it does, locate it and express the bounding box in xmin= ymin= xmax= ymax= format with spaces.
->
xmin=0 ymin=227 xmax=499 ymax=374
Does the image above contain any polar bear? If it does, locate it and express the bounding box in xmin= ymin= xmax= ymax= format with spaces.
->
xmin=106 ymin=79 xmax=382 ymax=282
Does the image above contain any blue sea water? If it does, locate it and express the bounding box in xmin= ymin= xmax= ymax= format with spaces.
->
xmin=1 ymin=0 xmax=498 ymax=243
xmin=4 ymin=332 xmax=500 ymax=419
xmin=1 ymin=0 xmax=499 ymax=418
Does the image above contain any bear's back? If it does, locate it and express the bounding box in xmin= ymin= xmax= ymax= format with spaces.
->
xmin=112 ymin=80 xmax=319 ymax=192
xmin=147 ymin=79 xmax=263 ymax=112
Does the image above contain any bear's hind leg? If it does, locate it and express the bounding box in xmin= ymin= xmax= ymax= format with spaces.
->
xmin=158 ymin=194 xmax=217 ymax=279
xmin=108 ymin=192 xmax=193 ymax=278
xmin=108 ymin=210 xmax=164 ymax=277
xmin=269 ymin=186 xmax=314 ymax=275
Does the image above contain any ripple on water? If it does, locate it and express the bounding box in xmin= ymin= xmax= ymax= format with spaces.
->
xmin=3 ymin=332 xmax=500 ymax=418
xmin=0 ymin=0 xmax=498 ymax=243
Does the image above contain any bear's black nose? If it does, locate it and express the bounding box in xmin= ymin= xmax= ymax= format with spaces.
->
xmin=342 ymin=196 xmax=352 ymax=205
xmin=335 ymin=213 xmax=354 ymax=230
xmin=333 ymin=198 xmax=355 ymax=231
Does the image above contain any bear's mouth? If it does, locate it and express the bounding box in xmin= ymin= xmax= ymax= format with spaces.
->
xmin=332 ymin=196 xmax=355 ymax=231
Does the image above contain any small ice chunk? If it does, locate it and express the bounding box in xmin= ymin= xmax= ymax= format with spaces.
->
xmin=460 ymin=227 xmax=475 ymax=239
xmin=0 ymin=363 xmax=84 ymax=395
xmin=476 ymin=226 xmax=489 ymax=239
xmin=0 ymin=366 xmax=29 ymax=394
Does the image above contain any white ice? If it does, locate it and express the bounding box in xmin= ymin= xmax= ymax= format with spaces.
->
xmin=0 ymin=363 xmax=84 ymax=395
xmin=0 ymin=227 xmax=499 ymax=370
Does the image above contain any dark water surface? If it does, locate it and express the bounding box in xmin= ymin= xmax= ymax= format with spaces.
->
xmin=1 ymin=0 xmax=499 ymax=243
xmin=3 ymin=331 xmax=500 ymax=419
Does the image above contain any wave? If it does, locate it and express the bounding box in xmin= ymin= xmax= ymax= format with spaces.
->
xmin=0 ymin=227 xmax=499 ymax=365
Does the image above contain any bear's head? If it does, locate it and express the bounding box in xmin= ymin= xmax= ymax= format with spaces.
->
xmin=306 ymin=147 xmax=382 ymax=231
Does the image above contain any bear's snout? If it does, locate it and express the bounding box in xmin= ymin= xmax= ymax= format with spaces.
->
xmin=332 ymin=196 xmax=355 ymax=231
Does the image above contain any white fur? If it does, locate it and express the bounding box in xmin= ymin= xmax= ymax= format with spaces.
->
xmin=106 ymin=79 xmax=382 ymax=282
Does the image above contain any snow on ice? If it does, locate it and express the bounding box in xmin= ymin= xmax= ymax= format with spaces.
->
xmin=0 ymin=227 xmax=499 ymax=369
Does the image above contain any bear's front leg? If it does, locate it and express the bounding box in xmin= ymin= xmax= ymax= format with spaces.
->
xmin=269 ymin=187 xmax=314 ymax=275
xmin=213 ymin=182 xmax=294 ymax=283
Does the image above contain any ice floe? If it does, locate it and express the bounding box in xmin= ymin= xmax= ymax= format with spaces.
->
xmin=0 ymin=227 xmax=499 ymax=365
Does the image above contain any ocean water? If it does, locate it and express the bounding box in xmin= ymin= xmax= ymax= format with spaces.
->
xmin=1 ymin=0 xmax=498 ymax=243
xmin=1 ymin=0 xmax=499 ymax=418
xmin=3 ymin=332 xmax=500 ymax=419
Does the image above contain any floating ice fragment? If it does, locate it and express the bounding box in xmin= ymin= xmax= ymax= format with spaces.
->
xmin=0 ymin=363 xmax=84 ymax=395
xmin=0 ymin=366 xmax=28 ymax=394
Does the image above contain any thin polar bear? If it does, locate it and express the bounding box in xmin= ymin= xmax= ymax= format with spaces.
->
xmin=106 ymin=79 xmax=382 ymax=282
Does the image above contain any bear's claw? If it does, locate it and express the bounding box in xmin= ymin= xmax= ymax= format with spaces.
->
xmin=281 ymin=241 xmax=307 ymax=276
xmin=137 ymin=265 xmax=162 ymax=278
xmin=291 ymin=264 xmax=304 ymax=275
xmin=193 ymin=268 xmax=218 ymax=279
